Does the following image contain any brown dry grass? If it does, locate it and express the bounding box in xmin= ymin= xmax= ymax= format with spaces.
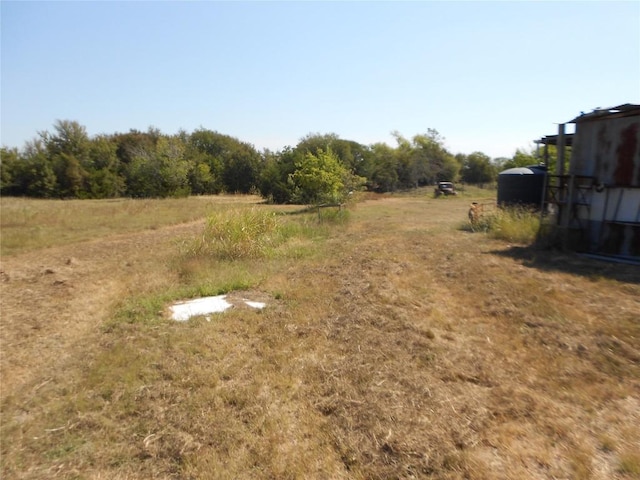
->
xmin=0 ymin=195 xmax=263 ymax=256
xmin=1 ymin=190 xmax=639 ymax=479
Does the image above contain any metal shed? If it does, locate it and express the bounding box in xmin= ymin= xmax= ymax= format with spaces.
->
xmin=541 ymin=104 xmax=640 ymax=262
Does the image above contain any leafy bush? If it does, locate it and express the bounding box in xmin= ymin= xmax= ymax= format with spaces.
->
xmin=289 ymin=148 xmax=352 ymax=205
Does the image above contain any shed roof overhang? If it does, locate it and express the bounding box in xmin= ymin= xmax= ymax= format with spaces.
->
xmin=535 ymin=134 xmax=574 ymax=147
xmin=568 ymin=103 xmax=640 ymax=123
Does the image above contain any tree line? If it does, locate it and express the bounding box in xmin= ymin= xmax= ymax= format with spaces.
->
xmin=0 ymin=120 xmax=552 ymax=203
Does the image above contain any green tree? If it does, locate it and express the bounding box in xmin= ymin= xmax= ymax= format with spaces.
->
xmin=368 ymin=142 xmax=399 ymax=192
xmin=411 ymin=130 xmax=459 ymax=184
xmin=392 ymin=132 xmax=418 ymax=188
xmin=125 ymin=135 xmax=190 ymax=197
xmin=188 ymin=129 xmax=260 ymax=194
xmin=55 ymin=152 xmax=87 ymax=197
xmin=188 ymin=159 xmax=216 ymax=195
xmin=296 ymin=133 xmax=340 ymax=155
xmin=114 ymin=129 xmax=158 ymax=167
xmin=186 ymin=129 xmax=225 ymax=194
xmin=497 ymin=145 xmax=569 ymax=175
xmin=155 ymin=135 xmax=191 ymax=197
xmin=44 ymin=120 xmax=91 ymax=159
xmin=499 ymin=148 xmax=540 ymax=171
xmin=460 ymin=152 xmax=496 ymax=184
xmin=21 ymin=139 xmax=57 ymax=197
xmin=492 ymin=157 xmax=510 ymax=172
xmin=40 ymin=120 xmax=92 ymax=197
xmin=86 ymin=135 xmax=125 ymax=198
xmin=1 ymin=147 xmax=22 ymax=195
xmin=222 ymin=145 xmax=261 ymax=193
xmin=539 ymin=144 xmax=571 ymax=175
xmin=257 ymin=147 xmax=301 ymax=204
xmin=295 ymin=133 xmax=371 ymax=176
xmin=289 ymin=148 xmax=360 ymax=205
xmin=389 ymin=130 xmax=458 ymax=188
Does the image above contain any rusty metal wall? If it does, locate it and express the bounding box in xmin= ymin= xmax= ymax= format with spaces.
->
xmin=564 ymin=113 xmax=640 ymax=259
xmin=570 ymin=114 xmax=640 ymax=186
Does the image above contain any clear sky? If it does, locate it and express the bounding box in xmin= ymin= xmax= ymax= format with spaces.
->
xmin=2 ymin=1 xmax=639 ymax=159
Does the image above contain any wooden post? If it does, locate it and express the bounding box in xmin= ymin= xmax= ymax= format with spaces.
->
xmin=556 ymin=124 xmax=570 ymax=248
xmin=556 ymin=124 xmax=565 ymax=176
xmin=544 ymin=142 xmax=549 ymax=168
xmin=560 ymin=175 xmax=574 ymax=250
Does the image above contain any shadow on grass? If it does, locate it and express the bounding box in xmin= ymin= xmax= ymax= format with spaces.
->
xmin=489 ymin=244 xmax=640 ymax=285
xmin=278 ymin=206 xmax=318 ymax=216
xmin=278 ymin=204 xmax=348 ymax=216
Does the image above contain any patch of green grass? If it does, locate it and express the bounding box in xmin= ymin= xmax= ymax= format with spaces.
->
xmin=109 ymin=294 xmax=171 ymax=326
xmin=318 ymin=206 xmax=350 ymax=224
xmin=44 ymin=436 xmax=87 ymax=461
xmin=104 ymin=276 xmax=259 ymax=332
xmin=618 ymin=450 xmax=640 ymax=476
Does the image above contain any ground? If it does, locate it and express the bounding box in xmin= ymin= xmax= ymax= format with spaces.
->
xmin=1 ymin=194 xmax=639 ymax=479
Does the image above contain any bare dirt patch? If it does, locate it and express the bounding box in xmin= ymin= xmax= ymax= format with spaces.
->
xmin=0 ymin=220 xmax=204 ymax=394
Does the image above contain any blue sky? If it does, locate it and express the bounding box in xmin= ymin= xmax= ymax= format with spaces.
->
xmin=2 ymin=1 xmax=639 ymax=159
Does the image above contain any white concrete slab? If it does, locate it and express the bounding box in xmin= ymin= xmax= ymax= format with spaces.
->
xmin=170 ymin=295 xmax=232 ymax=321
xmin=170 ymin=294 xmax=268 ymax=321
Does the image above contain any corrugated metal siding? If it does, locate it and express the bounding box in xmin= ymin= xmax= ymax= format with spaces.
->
xmin=554 ymin=110 xmax=640 ymax=259
xmin=590 ymin=188 xmax=640 ymax=224
xmin=570 ymin=115 xmax=640 ymax=186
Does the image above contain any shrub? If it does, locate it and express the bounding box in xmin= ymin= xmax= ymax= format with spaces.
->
xmin=188 ymin=208 xmax=282 ymax=260
xmin=472 ymin=206 xmax=540 ymax=244
xmin=289 ymin=148 xmax=365 ymax=205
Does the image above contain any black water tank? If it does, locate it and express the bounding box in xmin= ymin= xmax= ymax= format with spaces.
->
xmin=497 ymin=165 xmax=547 ymax=207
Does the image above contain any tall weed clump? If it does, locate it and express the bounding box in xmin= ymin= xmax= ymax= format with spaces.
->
xmin=188 ymin=208 xmax=283 ymax=260
xmin=318 ymin=206 xmax=350 ymax=224
xmin=473 ymin=206 xmax=540 ymax=244
xmin=492 ymin=206 xmax=540 ymax=244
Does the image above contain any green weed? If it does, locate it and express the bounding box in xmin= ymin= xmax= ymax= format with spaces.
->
xmin=182 ymin=206 xmax=339 ymax=261
xmin=470 ymin=206 xmax=540 ymax=244
xmin=618 ymin=450 xmax=640 ymax=476
xmin=185 ymin=208 xmax=283 ymax=260
xmin=318 ymin=206 xmax=350 ymax=224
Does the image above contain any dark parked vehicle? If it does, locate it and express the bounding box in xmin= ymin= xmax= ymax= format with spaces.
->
xmin=434 ymin=181 xmax=457 ymax=197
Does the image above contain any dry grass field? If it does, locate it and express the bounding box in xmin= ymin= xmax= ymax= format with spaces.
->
xmin=1 ymin=191 xmax=639 ymax=479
